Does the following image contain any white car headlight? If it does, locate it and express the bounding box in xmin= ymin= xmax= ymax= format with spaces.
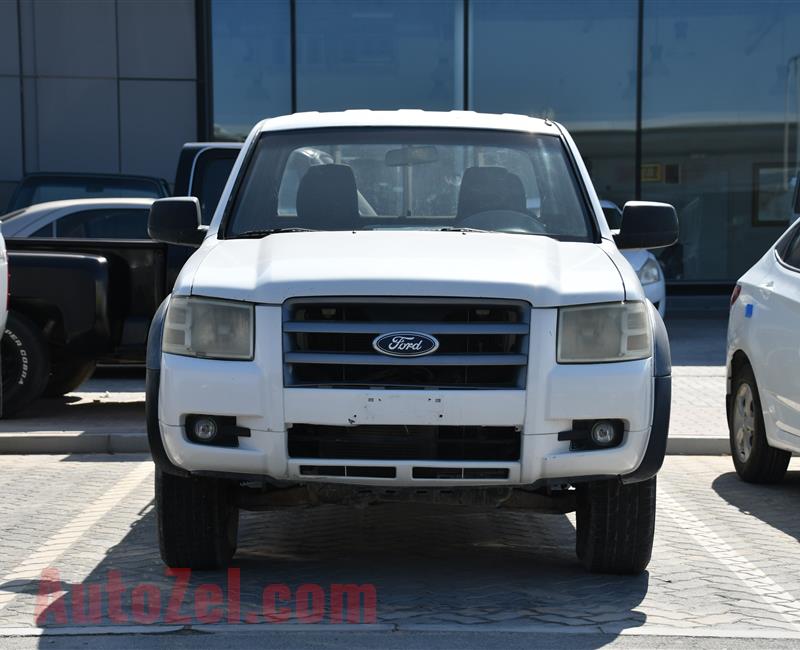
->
xmin=637 ymin=258 xmax=662 ymax=286
xmin=557 ymin=301 xmax=652 ymax=363
xmin=163 ymin=296 xmax=254 ymax=360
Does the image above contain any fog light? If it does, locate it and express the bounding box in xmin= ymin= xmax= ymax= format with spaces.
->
xmin=590 ymin=421 xmax=618 ymax=447
xmin=193 ymin=417 xmax=218 ymax=441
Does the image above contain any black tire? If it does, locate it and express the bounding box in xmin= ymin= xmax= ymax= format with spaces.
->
xmin=575 ymin=477 xmax=656 ymax=574
xmin=2 ymin=312 xmax=50 ymax=417
xmin=44 ymin=356 xmax=96 ymax=397
xmin=156 ymin=467 xmax=239 ymax=569
xmin=728 ymin=363 xmax=790 ymax=484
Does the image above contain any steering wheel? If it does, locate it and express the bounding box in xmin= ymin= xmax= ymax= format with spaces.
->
xmin=456 ymin=209 xmax=548 ymax=235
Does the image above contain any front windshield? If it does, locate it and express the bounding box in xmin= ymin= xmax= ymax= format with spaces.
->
xmin=224 ymin=128 xmax=594 ymax=240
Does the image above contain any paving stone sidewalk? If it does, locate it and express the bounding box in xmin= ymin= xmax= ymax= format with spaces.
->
xmin=1 ymin=454 xmax=799 ymax=639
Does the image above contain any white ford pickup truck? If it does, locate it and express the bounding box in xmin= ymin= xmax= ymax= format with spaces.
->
xmin=146 ymin=111 xmax=677 ymax=574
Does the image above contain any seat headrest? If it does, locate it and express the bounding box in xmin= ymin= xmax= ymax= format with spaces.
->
xmin=296 ymin=164 xmax=359 ymax=229
xmin=456 ymin=166 xmax=527 ymax=219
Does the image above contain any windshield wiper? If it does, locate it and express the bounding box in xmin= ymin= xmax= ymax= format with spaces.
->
xmin=230 ymin=228 xmax=317 ymax=239
xmin=435 ymin=227 xmax=490 ymax=233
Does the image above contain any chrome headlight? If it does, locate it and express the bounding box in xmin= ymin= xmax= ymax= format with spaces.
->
xmin=163 ymin=296 xmax=254 ymax=360
xmin=637 ymin=258 xmax=662 ymax=286
xmin=557 ymin=301 xmax=652 ymax=363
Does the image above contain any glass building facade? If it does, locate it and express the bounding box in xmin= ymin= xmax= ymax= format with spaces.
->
xmin=208 ymin=0 xmax=800 ymax=285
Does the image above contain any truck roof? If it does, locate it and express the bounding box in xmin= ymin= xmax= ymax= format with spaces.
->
xmin=256 ymin=110 xmax=561 ymax=136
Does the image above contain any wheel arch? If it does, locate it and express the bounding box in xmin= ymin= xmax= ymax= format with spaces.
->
xmin=146 ymin=295 xmax=189 ymax=477
xmin=727 ymin=349 xmax=753 ymax=423
xmin=621 ymin=302 xmax=671 ymax=484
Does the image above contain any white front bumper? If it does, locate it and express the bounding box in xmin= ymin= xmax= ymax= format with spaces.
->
xmin=158 ymin=305 xmax=655 ymax=486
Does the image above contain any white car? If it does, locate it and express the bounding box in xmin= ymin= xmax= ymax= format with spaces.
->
xmin=0 ymin=224 xmax=8 ymax=414
xmin=0 ymin=198 xmax=155 ymax=239
xmin=727 ymin=219 xmax=800 ymax=482
xmin=600 ymin=201 xmax=666 ymax=316
xmin=146 ymin=110 xmax=678 ymax=574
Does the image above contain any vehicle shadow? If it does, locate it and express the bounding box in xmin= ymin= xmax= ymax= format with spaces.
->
xmin=28 ymin=497 xmax=649 ymax=641
xmin=711 ymin=469 xmax=800 ymax=541
xmin=0 ymin=395 xmax=144 ymax=434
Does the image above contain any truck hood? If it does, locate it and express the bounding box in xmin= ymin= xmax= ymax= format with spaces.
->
xmin=187 ymin=231 xmax=625 ymax=307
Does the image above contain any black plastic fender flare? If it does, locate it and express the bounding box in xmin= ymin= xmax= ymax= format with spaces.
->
xmin=621 ymin=301 xmax=672 ymax=484
xmin=146 ymin=295 xmax=189 ymax=476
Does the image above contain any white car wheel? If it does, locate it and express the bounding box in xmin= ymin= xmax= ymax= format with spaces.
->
xmin=732 ymin=382 xmax=756 ymax=463
xmin=728 ymin=363 xmax=790 ymax=483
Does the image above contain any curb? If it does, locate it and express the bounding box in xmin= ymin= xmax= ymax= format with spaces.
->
xmin=3 ymin=622 xmax=800 ymax=640
xmin=666 ymin=436 xmax=729 ymax=456
xmin=0 ymin=432 xmax=148 ymax=455
xmin=0 ymin=432 xmax=732 ymax=456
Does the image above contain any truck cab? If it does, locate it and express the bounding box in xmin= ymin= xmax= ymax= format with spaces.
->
xmin=147 ymin=111 xmax=678 ymax=574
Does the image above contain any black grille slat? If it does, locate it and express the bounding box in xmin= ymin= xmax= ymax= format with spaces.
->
xmin=288 ymin=424 xmax=521 ymax=461
xmin=283 ymin=299 xmax=530 ymax=389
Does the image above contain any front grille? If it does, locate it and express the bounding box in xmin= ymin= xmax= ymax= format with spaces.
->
xmin=283 ymin=298 xmax=530 ymax=388
xmin=288 ymin=424 xmax=521 ymax=461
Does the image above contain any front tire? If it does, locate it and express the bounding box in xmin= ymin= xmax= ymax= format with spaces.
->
xmin=576 ymin=477 xmax=656 ymax=574
xmin=2 ymin=312 xmax=50 ymax=417
xmin=728 ymin=363 xmax=790 ymax=484
xmin=156 ymin=467 xmax=239 ymax=569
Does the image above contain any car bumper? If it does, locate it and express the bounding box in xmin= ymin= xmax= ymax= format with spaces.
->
xmin=155 ymin=324 xmax=658 ymax=487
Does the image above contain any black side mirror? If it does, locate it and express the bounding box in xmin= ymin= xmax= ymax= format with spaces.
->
xmin=148 ymin=197 xmax=207 ymax=247
xmin=613 ymin=201 xmax=678 ymax=250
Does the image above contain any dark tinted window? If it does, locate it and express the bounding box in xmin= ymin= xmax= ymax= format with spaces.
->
xmin=210 ymin=0 xmax=292 ymax=140
xmin=31 ymin=224 xmax=55 ymax=237
xmin=601 ymin=206 xmax=623 ymax=229
xmin=193 ymin=155 xmax=237 ymax=224
xmin=56 ymin=208 xmax=150 ymax=239
xmin=295 ymin=1 xmax=463 ymax=113
xmin=642 ymin=2 xmax=800 ymax=282
xmin=779 ymin=225 xmax=800 ymax=270
xmin=471 ymin=0 xmax=638 ymax=208
xmin=10 ymin=177 xmax=167 ymax=210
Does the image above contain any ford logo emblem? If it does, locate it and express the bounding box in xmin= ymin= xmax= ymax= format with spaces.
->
xmin=373 ymin=332 xmax=439 ymax=357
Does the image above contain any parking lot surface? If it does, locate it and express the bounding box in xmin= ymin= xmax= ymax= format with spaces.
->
xmin=0 ymin=453 xmax=799 ymax=643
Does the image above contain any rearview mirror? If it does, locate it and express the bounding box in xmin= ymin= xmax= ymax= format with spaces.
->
xmin=148 ymin=197 xmax=206 ymax=247
xmin=385 ymin=145 xmax=438 ymax=167
xmin=613 ymin=201 xmax=678 ymax=250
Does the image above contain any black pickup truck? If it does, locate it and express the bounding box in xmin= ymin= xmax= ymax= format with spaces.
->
xmin=2 ymin=143 xmax=242 ymax=415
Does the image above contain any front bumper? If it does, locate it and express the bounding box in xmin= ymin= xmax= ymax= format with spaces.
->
xmin=153 ymin=306 xmax=660 ymax=487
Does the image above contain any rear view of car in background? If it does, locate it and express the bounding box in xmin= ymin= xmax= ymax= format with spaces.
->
xmin=1 ymin=199 xmax=154 ymax=239
xmin=600 ymin=201 xmax=666 ymax=316
xmin=7 ymin=173 xmax=169 ymax=212
xmin=727 ymin=219 xmax=800 ymax=482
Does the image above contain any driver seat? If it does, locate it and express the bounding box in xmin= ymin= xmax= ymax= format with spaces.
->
xmin=456 ymin=166 xmax=527 ymax=219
